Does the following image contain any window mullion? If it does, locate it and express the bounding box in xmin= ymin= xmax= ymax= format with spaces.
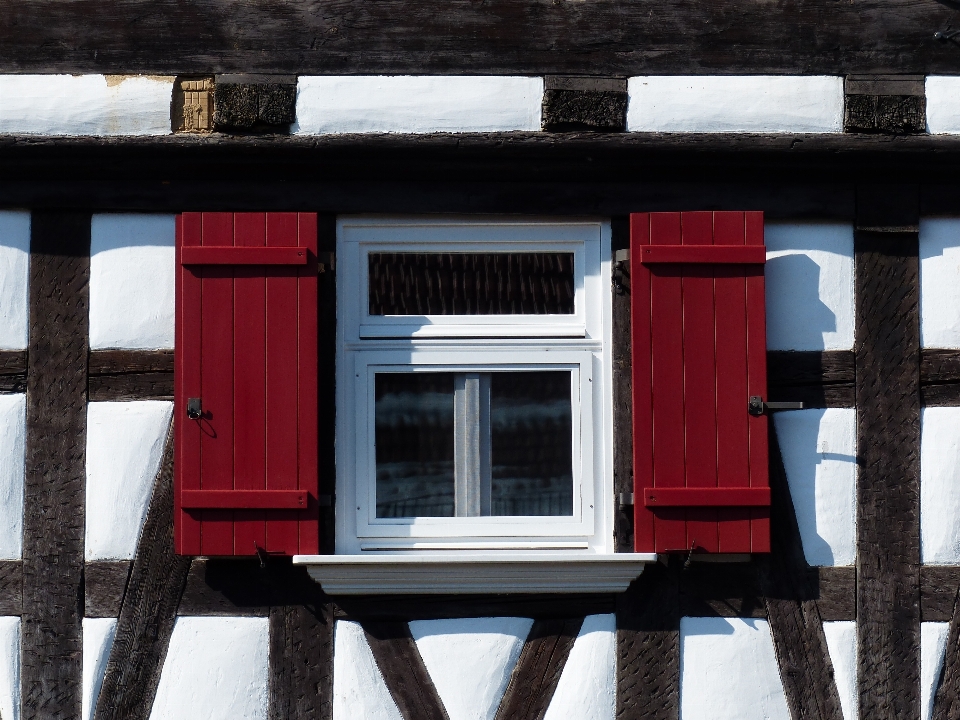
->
xmin=454 ymin=373 xmax=492 ymax=517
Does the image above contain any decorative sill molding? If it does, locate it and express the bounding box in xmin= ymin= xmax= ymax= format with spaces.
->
xmin=291 ymin=553 xmax=657 ymax=595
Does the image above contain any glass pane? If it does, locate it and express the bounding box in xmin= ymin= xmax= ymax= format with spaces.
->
xmin=368 ymin=253 xmax=575 ymax=316
xmin=375 ymin=373 xmax=455 ymax=518
xmin=490 ymin=371 xmax=574 ymax=516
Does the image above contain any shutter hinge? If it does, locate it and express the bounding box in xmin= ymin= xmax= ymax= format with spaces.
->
xmin=613 ymin=249 xmax=630 ymax=295
xmin=618 ymin=491 xmax=634 ymax=508
xmin=748 ymin=396 xmax=804 ymax=415
xmin=318 ymin=252 xmax=335 ymax=274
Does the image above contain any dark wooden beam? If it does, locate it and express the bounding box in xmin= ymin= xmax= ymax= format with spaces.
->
xmin=22 ymin=211 xmax=89 ymax=720
xmin=767 ymin=350 xmax=857 ymax=409
xmin=921 ymin=567 xmax=960 ymax=623
xmin=854 ymin=185 xmax=921 ymax=720
xmin=177 ymin=559 xmax=272 ymax=617
xmin=932 ymin=585 xmax=960 ymax=720
xmin=494 ymin=617 xmax=583 ymax=720
xmin=84 ymin=561 xmax=132 ymax=619
xmin=94 ymin=430 xmax=192 ymax=720
xmin=0 ymin=561 xmax=22 ymax=616
xmin=361 ymin=621 xmax=450 ymax=720
xmin=0 ymin=350 xmax=26 ymax=393
xmin=0 ymin=0 xmax=958 ymax=76
xmin=88 ymin=350 xmax=173 ymax=401
xmin=611 ymin=216 xmax=634 ymax=552
xmin=335 ymin=594 xmax=614 ymax=622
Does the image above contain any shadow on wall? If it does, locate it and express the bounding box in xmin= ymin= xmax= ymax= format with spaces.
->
xmin=765 ymin=253 xmax=836 ymax=351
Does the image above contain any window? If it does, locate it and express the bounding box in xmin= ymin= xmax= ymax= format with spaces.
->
xmin=336 ymin=218 xmax=613 ymax=554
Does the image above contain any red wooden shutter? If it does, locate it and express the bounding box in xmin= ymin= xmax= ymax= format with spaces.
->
xmin=175 ymin=212 xmax=318 ymax=556
xmin=631 ymin=211 xmax=770 ymax=554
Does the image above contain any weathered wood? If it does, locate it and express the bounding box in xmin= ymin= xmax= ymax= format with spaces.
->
xmin=0 ymin=0 xmax=958 ymax=75
xmin=679 ymin=563 xmax=766 ymax=619
xmin=922 ymin=384 xmax=960 ymax=407
xmin=617 ymin=559 xmax=680 ymax=720
xmin=767 ymin=384 xmax=857 ymax=409
xmin=817 ymin=567 xmax=857 ymax=622
xmin=88 ymin=350 xmax=173 ymax=375
xmin=767 ymin=351 xmax=856 ymax=386
xmin=0 ymin=561 xmax=22 ymax=616
xmin=88 ymin=373 xmax=174 ymax=401
xmin=361 ymin=621 xmax=450 ymax=720
xmin=923 ymin=349 xmax=960 ymax=383
xmin=335 ymin=594 xmax=614 ymax=622
xmin=612 ymin=216 xmax=634 ymax=553
xmin=932 ymin=585 xmax=960 ymax=720
xmin=855 ymin=185 xmax=921 ymax=720
xmin=22 ymin=211 xmax=89 ymax=720
xmin=177 ymin=559 xmax=272 ymax=617
xmin=494 ymin=617 xmax=583 ymax=720
xmin=85 ymin=561 xmax=132 ymax=619
xmin=922 ymin=567 xmax=960 ymax=623
xmin=0 ymin=349 xmax=27 ymax=393
xmin=94 ymin=428 xmax=192 ymax=720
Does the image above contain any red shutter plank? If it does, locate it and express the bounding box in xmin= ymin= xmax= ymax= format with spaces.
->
xmin=638 ymin=245 xmax=766 ymax=264
xmin=182 ymin=490 xmax=308 ymax=509
xmin=181 ymin=246 xmax=309 ymax=265
xmin=643 ymin=487 xmax=771 ymax=507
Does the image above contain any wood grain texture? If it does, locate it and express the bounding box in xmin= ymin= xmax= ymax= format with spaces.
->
xmin=362 ymin=621 xmax=450 ymax=720
xmin=335 ymin=594 xmax=614 ymax=622
xmin=767 ymin=350 xmax=856 ymax=409
xmin=921 ymin=567 xmax=960 ymax=623
xmin=22 ymin=211 xmax=89 ymax=720
xmin=494 ymin=617 xmax=583 ymax=720
xmin=932 ymin=585 xmax=960 ymax=720
xmin=616 ymin=559 xmax=680 ymax=720
xmin=0 ymin=350 xmax=26 ymax=393
xmin=817 ymin=567 xmax=857 ymax=622
xmin=0 ymin=0 xmax=959 ymax=75
xmin=922 ymin=384 xmax=960 ymax=407
xmin=88 ymin=373 xmax=173 ymax=401
xmin=0 ymin=561 xmax=22 ymax=616
xmin=855 ymin=186 xmax=921 ymax=720
xmin=94 ymin=428 xmax=192 ymax=720
xmin=84 ymin=561 xmax=132 ymax=619
xmin=921 ymin=349 xmax=960 ymax=406
xmin=88 ymin=350 xmax=173 ymax=375
xmin=757 ymin=426 xmax=844 ymax=720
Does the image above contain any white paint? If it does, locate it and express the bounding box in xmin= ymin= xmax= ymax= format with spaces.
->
xmin=922 ymin=622 xmax=950 ymax=720
xmin=83 ymin=618 xmax=117 ymax=720
xmin=543 ymin=613 xmax=616 ymax=720
xmin=0 ymin=211 xmax=30 ymax=351
xmin=149 ymin=617 xmax=269 ymax=720
xmin=920 ymin=218 xmax=960 ymax=348
xmin=0 ymin=75 xmax=173 ymax=136
xmin=680 ymin=617 xmax=791 ymax=720
xmin=765 ymin=223 xmax=855 ymax=351
xmin=85 ymin=401 xmax=172 ymax=561
xmin=626 ymin=76 xmax=844 ymax=133
xmin=823 ymin=621 xmax=857 ymax=720
xmin=294 ymin=76 xmax=543 ymax=134
xmin=925 ymin=77 xmax=960 ymax=134
xmin=333 ymin=620 xmax=403 ymax=720
xmin=921 ymin=407 xmax=960 ymax=564
xmin=90 ymin=214 xmax=176 ymax=349
xmin=0 ymin=617 xmax=19 ymax=720
xmin=409 ymin=616 xmax=531 ymax=720
xmin=773 ymin=409 xmax=857 ymax=566
xmin=0 ymin=395 xmax=25 ymax=560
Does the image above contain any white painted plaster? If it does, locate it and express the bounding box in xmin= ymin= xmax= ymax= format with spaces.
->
xmin=921 ymin=407 xmax=960 ymax=564
xmin=765 ymin=222 xmax=855 ymax=351
xmin=920 ymin=218 xmax=960 ymax=348
xmin=823 ymin=621 xmax=857 ymax=720
xmin=409 ymin=616 xmax=531 ymax=720
xmin=294 ymin=76 xmax=543 ymax=134
xmin=0 ymin=617 xmax=19 ymax=720
xmin=626 ymin=76 xmax=844 ymax=133
xmin=90 ymin=214 xmax=176 ymax=350
xmin=0 ymin=395 xmax=25 ymax=561
xmin=773 ymin=409 xmax=857 ymax=567
xmin=0 ymin=75 xmax=173 ymax=136
xmin=83 ymin=618 xmax=117 ymax=720
xmin=926 ymin=77 xmax=960 ymax=134
xmin=922 ymin=622 xmax=950 ymax=720
xmin=543 ymin=613 xmax=616 ymax=720
xmin=333 ymin=620 xmax=403 ymax=720
xmin=149 ymin=617 xmax=269 ymax=720
xmin=85 ymin=401 xmax=172 ymax=561
xmin=680 ymin=617 xmax=790 ymax=720
xmin=0 ymin=211 xmax=29 ymax=350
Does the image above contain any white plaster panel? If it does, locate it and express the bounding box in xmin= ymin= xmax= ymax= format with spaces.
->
xmin=149 ymin=617 xmax=269 ymax=720
xmin=333 ymin=620 xmax=403 ymax=720
xmin=921 ymin=407 xmax=960 ymax=564
xmin=83 ymin=618 xmax=117 ymax=720
xmin=90 ymin=214 xmax=176 ymax=350
xmin=773 ymin=409 xmax=857 ymax=567
xmin=626 ymin=76 xmax=844 ymax=133
xmin=85 ymin=401 xmax=172 ymax=561
xmin=926 ymin=77 xmax=960 ymax=134
xmin=543 ymin=613 xmax=616 ymax=720
xmin=410 ymin=616 xmax=532 ymax=720
xmin=0 ymin=75 xmax=173 ymax=136
xmin=0 ymin=395 xmax=25 ymax=560
xmin=0 ymin=617 xmax=19 ymax=720
xmin=680 ymin=617 xmax=790 ymax=720
xmin=920 ymin=218 xmax=960 ymax=348
xmin=765 ymin=222 xmax=855 ymax=351
xmin=823 ymin=621 xmax=857 ymax=720
xmin=294 ymin=76 xmax=543 ymax=134
xmin=922 ymin=622 xmax=950 ymax=720
xmin=0 ymin=212 xmax=30 ymax=350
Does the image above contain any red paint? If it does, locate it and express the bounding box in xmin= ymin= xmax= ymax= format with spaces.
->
xmin=631 ymin=211 xmax=770 ymax=554
xmin=175 ymin=212 xmax=319 ymax=557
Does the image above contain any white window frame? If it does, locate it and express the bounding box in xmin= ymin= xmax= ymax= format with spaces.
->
xmin=335 ymin=217 xmax=613 ymax=555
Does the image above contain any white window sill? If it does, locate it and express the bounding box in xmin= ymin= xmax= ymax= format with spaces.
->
xmin=291 ymin=552 xmax=658 ymax=595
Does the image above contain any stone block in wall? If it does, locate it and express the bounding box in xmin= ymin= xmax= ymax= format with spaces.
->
xmin=542 ymin=77 xmax=627 ymax=132
xmin=172 ymin=77 xmax=214 ymax=133
xmin=213 ymin=74 xmax=296 ymax=132
xmin=844 ymin=75 xmax=925 ymax=134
